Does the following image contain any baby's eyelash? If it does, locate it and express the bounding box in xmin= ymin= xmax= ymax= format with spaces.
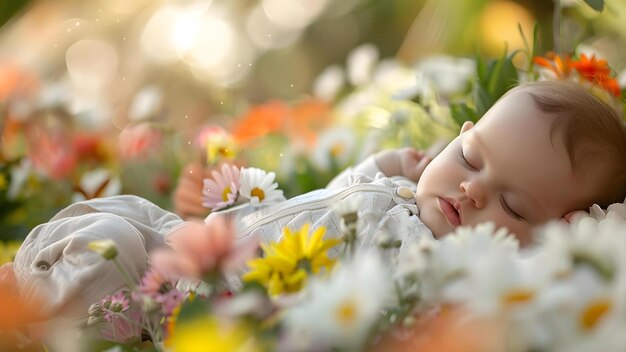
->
xmin=459 ymin=148 xmax=477 ymax=171
xmin=499 ymin=195 xmax=525 ymax=221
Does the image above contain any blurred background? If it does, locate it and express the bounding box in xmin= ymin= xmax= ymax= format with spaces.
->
xmin=0 ymin=0 xmax=625 ymax=244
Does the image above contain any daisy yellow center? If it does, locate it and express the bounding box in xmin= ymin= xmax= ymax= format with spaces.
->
xmin=251 ymin=187 xmax=265 ymax=201
xmin=218 ymin=147 xmax=230 ymax=156
xmin=580 ymin=298 xmax=612 ymax=331
xmin=335 ymin=300 xmax=358 ymax=327
xmin=330 ymin=143 xmax=344 ymax=157
xmin=222 ymin=186 xmax=231 ymax=202
xmin=501 ymin=288 xmax=535 ymax=305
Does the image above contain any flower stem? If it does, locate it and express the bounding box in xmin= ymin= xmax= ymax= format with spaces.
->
xmin=553 ymin=0 xmax=562 ymax=55
xmin=112 ymin=258 xmax=137 ymax=290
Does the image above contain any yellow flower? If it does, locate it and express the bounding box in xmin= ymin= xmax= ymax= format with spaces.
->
xmin=206 ymin=133 xmax=237 ymax=165
xmin=0 ymin=241 xmax=21 ymax=265
xmin=87 ymin=239 xmax=118 ymax=260
xmin=243 ymin=223 xmax=342 ymax=296
xmin=168 ymin=316 xmax=258 ymax=352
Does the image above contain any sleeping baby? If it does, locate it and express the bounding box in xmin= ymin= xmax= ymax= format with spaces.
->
xmin=8 ymin=79 xmax=626 ymax=323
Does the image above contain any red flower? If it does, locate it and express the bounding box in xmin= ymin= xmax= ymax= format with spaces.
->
xmin=118 ymin=123 xmax=162 ymax=160
xmin=533 ymin=53 xmax=622 ymax=98
xmin=571 ymin=54 xmax=621 ymax=97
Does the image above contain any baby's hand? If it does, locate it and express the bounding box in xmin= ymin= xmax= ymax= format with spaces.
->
xmin=374 ymin=147 xmax=432 ymax=182
xmin=398 ymin=147 xmax=432 ymax=182
xmin=173 ymin=163 xmax=212 ymax=219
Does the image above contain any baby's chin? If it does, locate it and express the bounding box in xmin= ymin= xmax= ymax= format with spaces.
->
xmin=416 ymin=199 xmax=459 ymax=240
xmin=421 ymin=217 xmax=455 ymax=240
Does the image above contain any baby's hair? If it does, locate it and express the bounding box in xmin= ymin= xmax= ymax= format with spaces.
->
xmin=509 ymin=80 xmax=626 ymax=205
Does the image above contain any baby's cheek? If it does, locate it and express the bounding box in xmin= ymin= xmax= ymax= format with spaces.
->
xmin=482 ymin=211 xmax=528 ymax=244
xmin=505 ymin=222 xmax=533 ymax=247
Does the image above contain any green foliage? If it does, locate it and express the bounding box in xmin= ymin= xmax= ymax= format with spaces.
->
xmin=0 ymin=162 xmax=26 ymax=242
xmin=450 ymin=49 xmax=520 ymax=125
xmin=519 ymin=23 xmax=540 ymax=75
xmin=0 ymin=0 xmax=30 ymax=28
xmin=177 ymin=297 xmax=212 ymax=323
xmin=450 ymin=103 xmax=480 ymax=125
xmin=583 ymin=0 xmax=605 ymax=12
xmin=475 ymin=48 xmax=520 ymax=116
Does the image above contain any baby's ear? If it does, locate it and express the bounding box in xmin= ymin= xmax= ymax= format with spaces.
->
xmin=460 ymin=121 xmax=474 ymax=134
xmin=561 ymin=210 xmax=588 ymax=223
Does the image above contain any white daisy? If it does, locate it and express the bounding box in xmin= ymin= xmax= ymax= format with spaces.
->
xmin=238 ymin=167 xmax=284 ymax=207
xmin=202 ymin=163 xmax=240 ymax=211
xmin=128 ymin=85 xmax=163 ymax=121
xmin=346 ymin=43 xmax=379 ymax=86
xmin=311 ymin=127 xmax=356 ymax=171
xmin=331 ymin=193 xmax=363 ymax=233
xmin=313 ymin=64 xmax=345 ymax=102
xmin=282 ymin=252 xmax=392 ymax=351
xmin=396 ymin=222 xmax=519 ymax=305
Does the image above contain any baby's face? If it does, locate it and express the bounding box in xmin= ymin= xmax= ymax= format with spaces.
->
xmin=415 ymin=92 xmax=604 ymax=246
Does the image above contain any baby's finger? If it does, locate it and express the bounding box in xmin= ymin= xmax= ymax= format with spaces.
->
xmin=411 ymin=155 xmax=432 ymax=181
xmin=176 ymin=192 xmax=208 ymax=218
xmin=181 ymin=163 xmax=206 ymax=182
xmin=403 ymin=147 xmax=424 ymax=161
xmin=174 ymin=184 xmax=208 ymax=216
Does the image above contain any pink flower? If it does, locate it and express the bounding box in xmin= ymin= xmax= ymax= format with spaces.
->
xmin=194 ymin=124 xmax=229 ymax=151
xmin=27 ymin=131 xmax=77 ymax=179
xmin=202 ymin=163 xmax=241 ymax=211
xmin=118 ymin=123 xmax=162 ymax=160
xmin=99 ymin=308 xmax=143 ymax=344
xmin=136 ymin=267 xmax=175 ymax=297
xmin=155 ymin=218 xmax=258 ymax=279
xmin=155 ymin=288 xmax=185 ymax=316
xmin=100 ymin=291 xmax=130 ymax=322
xmin=149 ymin=248 xmax=200 ymax=280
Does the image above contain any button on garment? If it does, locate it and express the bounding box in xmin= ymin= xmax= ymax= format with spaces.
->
xmin=36 ymin=261 xmax=50 ymax=271
xmin=395 ymin=186 xmax=415 ymax=200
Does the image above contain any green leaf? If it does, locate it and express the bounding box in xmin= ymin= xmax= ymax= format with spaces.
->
xmin=486 ymin=49 xmax=519 ymax=101
xmin=583 ymin=0 xmax=604 ymax=12
xmin=475 ymin=54 xmax=489 ymax=85
xmin=473 ymin=85 xmax=493 ymax=117
xmin=176 ymin=298 xmax=211 ymax=323
xmin=450 ymin=103 xmax=479 ymax=126
xmin=0 ymin=0 xmax=31 ymax=28
xmin=518 ymin=22 xmax=540 ymax=74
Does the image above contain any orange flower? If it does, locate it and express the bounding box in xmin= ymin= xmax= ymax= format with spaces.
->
xmin=571 ymin=54 xmax=611 ymax=81
xmin=598 ymin=77 xmax=621 ymax=97
xmin=571 ymin=54 xmax=621 ymax=97
xmin=0 ymin=263 xmax=46 ymax=332
xmin=231 ymin=101 xmax=289 ymax=144
xmin=0 ymin=61 xmax=40 ymax=102
xmin=533 ymin=53 xmax=622 ymax=98
xmin=533 ymin=52 xmax=572 ymax=78
xmin=287 ymin=99 xmax=333 ymax=146
xmin=374 ymin=308 xmax=503 ymax=352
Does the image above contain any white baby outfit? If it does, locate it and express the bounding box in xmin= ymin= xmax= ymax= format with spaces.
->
xmin=13 ymin=156 xmax=433 ymax=322
xmin=209 ymin=156 xmax=434 ymax=274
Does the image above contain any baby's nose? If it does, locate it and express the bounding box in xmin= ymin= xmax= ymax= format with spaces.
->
xmin=460 ymin=180 xmax=486 ymax=208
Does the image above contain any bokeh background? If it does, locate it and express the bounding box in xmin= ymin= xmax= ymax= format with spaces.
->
xmin=1 ymin=0 xmax=625 ymax=244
